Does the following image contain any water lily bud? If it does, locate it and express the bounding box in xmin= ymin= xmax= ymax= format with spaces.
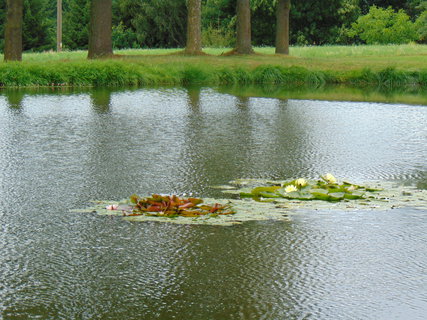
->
xmin=324 ymin=173 xmax=337 ymax=184
xmin=295 ymin=178 xmax=307 ymax=187
xmin=285 ymin=185 xmax=298 ymax=193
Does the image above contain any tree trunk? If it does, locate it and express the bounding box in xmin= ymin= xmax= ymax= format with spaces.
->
xmin=88 ymin=0 xmax=113 ymax=59
xmin=4 ymin=0 xmax=23 ymax=61
xmin=57 ymin=0 xmax=63 ymax=52
xmin=185 ymin=0 xmax=202 ymax=54
xmin=275 ymin=0 xmax=291 ymax=54
xmin=235 ymin=0 xmax=253 ymax=54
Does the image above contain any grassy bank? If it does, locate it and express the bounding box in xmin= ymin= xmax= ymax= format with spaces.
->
xmin=0 ymin=45 xmax=426 ymax=88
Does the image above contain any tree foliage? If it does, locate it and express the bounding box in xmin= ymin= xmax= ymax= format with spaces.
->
xmin=0 ymin=0 xmax=54 ymax=52
xmin=0 ymin=0 xmax=425 ymax=52
xmin=22 ymin=0 xmax=53 ymax=51
xmin=415 ymin=2 xmax=427 ymax=42
xmin=63 ymin=0 xmax=90 ymax=50
xmin=348 ymin=5 xmax=418 ymax=44
xmin=116 ymin=0 xmax=187 ymax=48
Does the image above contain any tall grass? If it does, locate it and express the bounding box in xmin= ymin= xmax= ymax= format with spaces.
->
xmin=0 ymin=45 xmax=426 ymax=88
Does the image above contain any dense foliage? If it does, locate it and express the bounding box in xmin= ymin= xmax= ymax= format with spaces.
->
xmin=348 ymin=6 xmax=418 ymax=44
xmin=0 ymin=0 xmax=426 ymax=52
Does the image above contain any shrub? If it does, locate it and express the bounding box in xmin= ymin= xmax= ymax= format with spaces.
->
xmin=348 ymin=6 xmax=418 ymax=44
xmin=112 ymin=23 xmax=141 ymax=49
xmin=202 ymin=26 xmax=234 ymax=48
xmin=415 ymin=10 xmax=427 ymax=43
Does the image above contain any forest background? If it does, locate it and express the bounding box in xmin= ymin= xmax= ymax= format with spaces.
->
xmin=0 ymin=0 xmax=426 ymax=53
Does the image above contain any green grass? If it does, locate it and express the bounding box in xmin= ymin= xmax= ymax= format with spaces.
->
xmin=0 ymin=45 xmax=426 ymax=87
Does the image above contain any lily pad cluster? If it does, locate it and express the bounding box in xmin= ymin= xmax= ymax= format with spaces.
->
xmin=126 ymin=194 xmax=235 ymax=217
xmin=241 ymin=174 xmax=381 ymax=202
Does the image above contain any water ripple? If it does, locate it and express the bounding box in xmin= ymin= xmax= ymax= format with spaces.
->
xmin=0 ymin=88 xmax=426 ymax=319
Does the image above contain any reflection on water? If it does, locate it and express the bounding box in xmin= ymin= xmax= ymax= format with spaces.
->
xmin=219 ymin=84 xmax=427 ymax=106
xmin=0 ymin=87 xmax=426 ymax=319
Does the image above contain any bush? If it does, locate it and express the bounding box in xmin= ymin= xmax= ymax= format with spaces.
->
xmin=202 ymin=26 xmax=235 ymax=48
xmin=415 ymin=7 xmax=427 ymax=43
xmin=112 ymin=23 xmax=141 ymax=49
xmin=348 ymin=6 xmax=418 ymax=44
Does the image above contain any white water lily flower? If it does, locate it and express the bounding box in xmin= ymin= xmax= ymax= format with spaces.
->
xmin=324 ymin=173 xmax=337 ymax=184
xmin=106 ymin=204 xmax=119 ymax=210
xmin=285 ymin=185 xmax=298 ymax=193
xmin=295 ymin=178 xmax=307 ymax=188
xmin=347 ymin=185 xmax=356 ymax=191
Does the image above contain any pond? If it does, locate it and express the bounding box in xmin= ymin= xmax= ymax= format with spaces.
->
xmin=0 ymin=87 xmax=426 ymax=319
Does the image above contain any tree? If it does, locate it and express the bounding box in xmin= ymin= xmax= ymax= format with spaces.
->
xmin=4 ymin=0 xmax=23 ymax=61
xmin=414 ymin=2 xmax=427 ymax=42
xmin=201 ymin=0 xmax=235 ymax=47
xmin=360 ymin=0 xmax=410 ymax=14
xmin=275 ymin=0 xmax=290 ymax=54
xmin=250 ymin=0 xmax=345 ymax=45
xmin=117 ymin=0 xmax=187 ymax=48
xmin=348 ymin=5 xmax=418 ymax=44
xmin=88 ymin=0 xmax=113 ymax=58
xmin=57 ymin=0 xmax=62 ymax=52
xmin=63 ymin=0 xmax=90 ymax=50
xmin=0 ymin=0 xmax=6 ymax=51
xmin=22 ymin=0 xmax=53 ymax=51
xmin=185 ymin=0 xmax=202 ymax=54
xmin=235 ymin=0 xmax=253 ymax=53
xmin=1 ymin=0 xmax=55 ymax=53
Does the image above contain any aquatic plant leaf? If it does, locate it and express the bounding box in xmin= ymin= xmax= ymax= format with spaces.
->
xmin=311 ymin=193 xmax=331 ymax=201
xmin=344 ymin=192 xmax=365 ymax=200
xmin=130 ymin=194 xmax=139 ymax=204
xmin=280 ymin=191 xmax=300 ymax=199
xmin=188 ymin=198 xmax=203 ymax=205
xmin=125 ymin=194 xmax=235 ymax=218
xmin=365 ymin=187 xmax=382 ymax=192
xmin=294 ymin=193 xmax=316 ymax=200
xmin=251 ymin=186 xmax=281 ymax=197
xmin=232 ymin=175 xmax=387 ymax=203
xmin=259 ymin=192 xmax=281 ymax=198
xmin=328 ymin=192 xmax=346 ymax=201
xmin=241 ymin=192 xmax=255 ymax=198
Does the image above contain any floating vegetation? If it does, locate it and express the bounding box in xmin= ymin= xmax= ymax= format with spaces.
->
xmin=219 ymin=176 xmax=427 ymax=212
xmin=73 ymin=175 xmax=427 ymax=226
xmin=239 ymin=174 xmax=382 ymax=202
xmin=73 ymin=197 xmax=289 ymax=226
xmin=127 ymin=194 xmax=235 ymax=217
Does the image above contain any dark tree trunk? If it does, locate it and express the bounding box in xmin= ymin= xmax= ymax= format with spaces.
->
xmin=4 ymin=0 xmax=23 ymax=61
xmin=235 ymin=0 xmax=253 ymax=54
xmin=88 ymin=0 xmax=113 ymax=59
xmin=275 ymin=0 xmax=291 ymax=54
xmin=185 ymin=0 xmax=202 ymax=54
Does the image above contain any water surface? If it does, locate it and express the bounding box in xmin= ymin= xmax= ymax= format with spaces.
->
xmin=0 ymin=87 xmax=426 ymax=319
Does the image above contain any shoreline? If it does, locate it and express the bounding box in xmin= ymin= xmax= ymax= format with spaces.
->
xmin=0 ymin=60 xmax=426 ymax=88
xmin=0 ymin=45 xmax=426 ymax=88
